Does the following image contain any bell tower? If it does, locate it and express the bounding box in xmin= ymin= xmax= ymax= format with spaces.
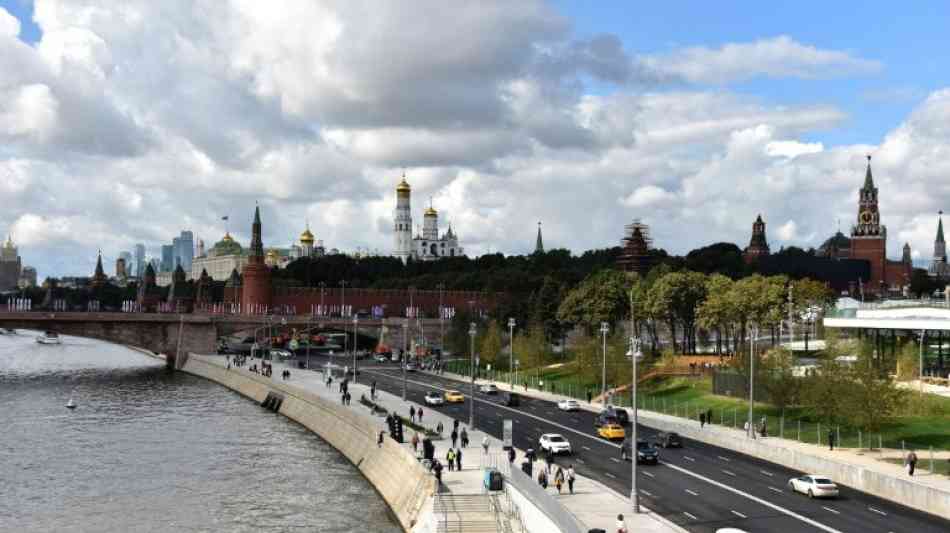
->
xmin=393 ymin=174 xmax=413 ymax=263
xmin=850 ymin=155 xmax=887 ymax=292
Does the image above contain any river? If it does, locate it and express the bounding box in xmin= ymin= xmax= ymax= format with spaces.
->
xmin=0 ymin=330 xmax=400 ymax=532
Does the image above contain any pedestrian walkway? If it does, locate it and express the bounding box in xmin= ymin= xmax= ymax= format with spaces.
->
xmin=214 ymin=356 xmax=680 ymax=533
xmin=434 ymin=369 xmax=950 ymax=493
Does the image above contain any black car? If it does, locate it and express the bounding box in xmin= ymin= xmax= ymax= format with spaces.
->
xmin=595 ymin=412 xmax=620 ymax=428
xmin=620 ymin=438 xmax=660 ymax=464
xmin=502 ymin=392 xmax=520 ymax=407
xmin=654 ymin=431 xmax=683 ymax=448
xmin=604 ymin=407 xmax=629 ymax=425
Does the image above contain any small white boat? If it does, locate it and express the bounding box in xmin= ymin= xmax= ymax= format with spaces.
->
xmin=66 ymin=397 xmax=77 ymax=409
xmin=36 ymin=331 xmax=62 ymax=345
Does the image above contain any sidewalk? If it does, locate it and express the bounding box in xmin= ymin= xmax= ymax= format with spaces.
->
xmin=215 ymin=356 xmax=681 ymax=533
xmin=434 ymin=369 xmax=950 ymax=493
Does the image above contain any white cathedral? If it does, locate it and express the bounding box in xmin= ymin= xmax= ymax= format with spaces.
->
xmin=393 ymin=175 xmax=463 ymax=263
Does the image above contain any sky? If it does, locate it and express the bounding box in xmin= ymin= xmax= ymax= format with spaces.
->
xmin=1 ymin=0 xmax=950 ymax=279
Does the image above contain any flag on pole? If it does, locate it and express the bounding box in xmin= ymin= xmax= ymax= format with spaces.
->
xmin=221 ymin=215 xmax=229 ymax=221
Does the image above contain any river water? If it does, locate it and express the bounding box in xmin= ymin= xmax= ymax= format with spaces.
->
xmin=0 ymin=331 xmax=400 ymax=532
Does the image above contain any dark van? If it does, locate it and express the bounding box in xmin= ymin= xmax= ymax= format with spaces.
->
xmin=502 ymin=392 xmax=520 ymax=407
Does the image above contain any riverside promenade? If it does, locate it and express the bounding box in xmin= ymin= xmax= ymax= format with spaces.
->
xmin=434 ymin=368 xmax=950 ymax=520
xmin=197 ymin=354 xmax=681 ymax=533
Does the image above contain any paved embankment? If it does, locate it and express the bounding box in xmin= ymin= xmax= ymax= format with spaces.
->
xmin=181 ymin=354 xmax=434 ymax=531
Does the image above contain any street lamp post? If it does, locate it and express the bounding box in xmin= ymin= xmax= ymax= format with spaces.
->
xmin=508 ymin=318 xmax=516 ymax=390
xmin=920 ymin=329 xmax=926 ymax=394
xmin=469 ymin=322 xmax=477 ymax=428
xmin=626 ymin=335 xmax=643 ymax=514
xmin=437 ymin=283 xmax=446 ymax=353
xmin=600 ymin=322 xmax=610 ymax=402
xmin=306 ymin=312 xmax=312 ymax=370
xmin=748 ymin=325 xmax=758 ymax=439
xmin=402 ymin=319 xmax=409 ymax=401
xmin=352 ymin=315 xmax=359 ymax=384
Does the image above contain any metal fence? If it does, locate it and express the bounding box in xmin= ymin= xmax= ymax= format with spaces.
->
xmin=494 ymin=455 xmax=586 ymax=533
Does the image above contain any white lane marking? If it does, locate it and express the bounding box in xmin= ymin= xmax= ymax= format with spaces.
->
xmin=641 ymin=471 xmax=655 ymax=478
xmin=683 ymin=456 xmax=695 ymax=462
xmin=731 ymin=510 xmax=747 ymax=519
xmin=685 ymin=489 xmax=699 ymax=496
xmin=662 ymin=462 xmax=842 ymax=533
xmin=683 ymin=512 xmax=698 ymax=520
xmin=768 ymin=486 xmax=783 ymax=494
xmin=535 ymin=427 xmax=543 ymax=432
xmin=760 ymin=470 xmax=774 ymax=477
xmin=610 ymin=457 xmax=621 ymax=463
xmin=722 ymin=470 xmax=737 ymax=477
xmin=496 ymin=413 xmax=503 ymax=417
xmin=582 ymin=446 xmax=591 ymax=451
xmin=868 ymin=507 xmax=888 ymax=517
xmin=718 ymin=455 xmax=731 ymax=462
xmin=576 ymin=459 xmax=585 ymax=464
xmin=822 ymin=506 xmax=840 ymax=515
xmin=605 ymin=472 xmax=616 ymax=479
xmin=640 ymin=489 xmax=654 ymax=497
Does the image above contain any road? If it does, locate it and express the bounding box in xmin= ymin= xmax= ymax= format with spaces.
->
xmin=336 ymin=360 xmax=950 ymax=533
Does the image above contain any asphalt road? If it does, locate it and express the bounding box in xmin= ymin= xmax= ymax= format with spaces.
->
xmin=337 ymin=361 xmax=950 ymax=533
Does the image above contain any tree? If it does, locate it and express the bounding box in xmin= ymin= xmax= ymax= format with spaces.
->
xmin=845 ymin=349 xmax=906 ymax=434
xmin=556 ymin=269 xmax=631 ymax=334
xmin=803 ymin=359 xmax=853 ymax=427
xmin=530 ymin=276 xmax=565 ymax=342
xmin=761 ymin=347 xmax=801 ymax=416
xmin=479 ymin=320 xmax=503 ymax=367
xmin=513 ymin=325 xmax=547 ymax=374
xmin=646 ymin=271 xmax=707 ymax=353
xmin=697 ymin=274 xmax=736 ymax=354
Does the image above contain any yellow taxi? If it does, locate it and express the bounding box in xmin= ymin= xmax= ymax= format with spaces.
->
xmin=598 ymin=423 xmax=626 ymax=440
xmin=444 ymin=390 xmax=465 ymax=403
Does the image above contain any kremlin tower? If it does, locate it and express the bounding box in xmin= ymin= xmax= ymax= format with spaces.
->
xmin=393 ymin=174 xmax=413 ymax=264
xmin=240 ymin=205 xmax=272 ymax=313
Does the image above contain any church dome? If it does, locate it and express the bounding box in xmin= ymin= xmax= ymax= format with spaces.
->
xmin=300 ymin=227 xmax=315 ymax=244
xmin=212 ymin=232 xmax=243 ymax=256
xmin=396 ymin=177 xmax=411 ymax=194
xmin=424 ymin=206 xmax=437 ymax=217
xmin=266 ymin=248 xmax=279 ymax=259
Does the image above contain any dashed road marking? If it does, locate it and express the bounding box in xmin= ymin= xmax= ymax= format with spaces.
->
xmin=683 ymin=512 xmax=698 ymax=520
xmin=683 ymin=456 xmax=695 ymax=462
xmin=760 ymin=470 xmax=774 ymax=477
xmin=718 ymin=455 xmax=731 ymax=462
xmin=610 ymin=457 xmax=621 ymax=463
xmin=685 ymin=489 xmax=699 ymax=496
xmin=731 ymin=510 xmax=747 ymax=519
xmin=642 ymin=471 xmax=655 ymax=478
xmin=582 ymin=446 xmax=591 ymax=451
xmin=768 ymin=486 xmax=783 ymax=494
xmin=869 ymin=507 xmax=888 ymax=517
xmin=576 ymin=459 xmax=585 ymax=464
xmin=822 ymin=506 xmax=840 ymax=515
xmin=640 ymin=489 xmax=653 ymax=497
xmin=722 ymin=469 xmax=736 ymax=477
xmin=605 ymin=472 xmax=617 ymax=479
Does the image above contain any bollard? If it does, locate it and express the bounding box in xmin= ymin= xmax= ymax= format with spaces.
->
xmin=780 ymin=416 xmax=784 ymax=440
xmin=859 ymin=430 xmax=862 ymax=450
xmin=733 ymin=408 xmax=737 ymax=429
xmin=836 ymin=426 xmax=840 ymax=449
xmin=818 ymin=423 xmax=821 ymax=446
xmin=797 ymin=420 xmax=801 ymax=442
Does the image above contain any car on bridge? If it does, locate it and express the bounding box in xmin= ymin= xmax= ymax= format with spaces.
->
xmin=444 ymin=390 xmax=465 ymax=403
xmin=478 ymin=383 xmax=499 ymax=394
xmin=602 ymin=406 xmax=629 ymax=425
xmin=538 ymin=433 xmax=572 ymax=455
xmin=654 ymin=431 xmax=683 ymax=448
xmin=788 ymin=475 xmax=839 ymax=499
xmin=597 ymin=423 xmax=625 ymax=440
xmin=424 ymin=391 xmax=444 ymax=406
xmin=621 ymin=438 xmax=659 ymax=464
xmin=373 ymin=354 xmax=390 ymax=363
xmin=269 ymin=348 xmax=294 ymax=360
xmin=557 ymin=399 xmax=580 ymax=411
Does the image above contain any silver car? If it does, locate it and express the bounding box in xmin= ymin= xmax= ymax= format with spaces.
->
xmin=788 ymin=475 xmax=839 ymax=499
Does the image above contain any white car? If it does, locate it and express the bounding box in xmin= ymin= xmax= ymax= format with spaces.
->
xmin=479 ymin=383 xmax=499 ymax=394
xmin=788 ymin=475 xmax=839 ymax=499
xmin=424 ymin=391 xmax=445 ymax=406
xmin=557 ymin=399 xmax=580 ymax=411
xmin=539 ymin=433 xmax=572 ymax=455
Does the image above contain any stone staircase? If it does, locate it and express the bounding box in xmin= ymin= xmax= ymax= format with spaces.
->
xmin=434 ymin=493 xmax=512 ymax=533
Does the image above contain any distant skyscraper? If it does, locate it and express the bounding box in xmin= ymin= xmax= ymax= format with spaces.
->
xmin=134 ymin=243 xmax=146 ymax=278
xmin=0 ymin=235 xmax=22 ymax=291
xmin=179 ymin=230 xmax=194 ymax=272
xmin=118 ymin=251 xmax=132 ymax=270
xmin=161 ymin=244 xmax=174 ymax=272
xmin=172 ymin=237 xmax=181 ymax=268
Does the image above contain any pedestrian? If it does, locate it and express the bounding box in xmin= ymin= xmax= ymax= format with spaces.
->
xmin=437 ymin=421 xmax=444 ymax=436
xmin=451 ymin=429 xmax=458 ymax=448
xmin=371 ymin=380 xmax=377 ymax=400
xmin=433 ymin=459 xmax=443 ymax=485
xmin=346 ymin=392 xmax=351 ymax=405
xmin=567 ymin=465 xmax=575 ymax=494
xmin=587 ymin=390 xmax=592 ymax=404
xmin=418 ymin=407 xmax=424 ymax=422
xmin=616 ymin=513 xmax=628 ymax=533
xmin=508 ymin=447 xmax=516 ymax=464
xmin=537 ymin=468 xmax=548 ymax=489
xmin=461 ymin=427 xmax=469 ymax=448
xmin=341 ymin=392 xmax=346 ymax=405
xmin=707 ymin=409 xmax=713 ymax=425
xmin=545 ymin=451 xmax=554 ymax=473
xmin=455 ymin=448 xmax=462 ymax=471
xmin=524 ymin=380 xmax=528 ymax=391
xmin=411 ymin=432 xmax=420 ymax=453
xmin=554 ymin=466 xmax=564 ymax=494
xmin=482 ymin=435 xmax=490 ymax=455
xmin=453 ymin=419 xmax=460 ymax=432
xmin=446 ymin=448 xmax=455 ymax=471
xmin=700 ymin=412 xmax=706 ymax=428
xmin=907 ymin=450 xmax=918 ymax=476
xmin=828 ymin=431 xmax=836 ymax=451
xmin=410 ymin=406 xmax=416 ymax=423
xmin=378 ymin=430 xmax=384 ymax=448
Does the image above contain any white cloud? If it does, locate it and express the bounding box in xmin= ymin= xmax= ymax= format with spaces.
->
xmin=777 ymin=220 xmax=798 ymax=241
xmin=0 ymin=7 xmax=20 ymax=37
xmin=766 ymin=140 xmax=824 ymax=158
xmin=643 ymin=35 xmax=882 ymax=84
xmin=621 ymin=185 xmax=676 ymax=208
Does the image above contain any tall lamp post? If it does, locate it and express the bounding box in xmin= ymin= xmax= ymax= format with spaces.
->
xmin=437 ymin=283 xmax=446 ymax=353
xmin=748 ymin=325 xmax=758 ymax=439
xmin=626 ymin=335 xmax=643 ymax=514
xmin=306 ymin=311 xmax=313 ymax=370
xmin=352 ymin=314 xmax=359 ymax=384
xmin=402 ymin=319 xmax=409 ymax=400
xmin=469 ymin=322 xmax=477 ymax=428
xmin=508 ymin=318 xmax=516 ymax=390
xmin=600 ymin=322 xmax=610 ymax=402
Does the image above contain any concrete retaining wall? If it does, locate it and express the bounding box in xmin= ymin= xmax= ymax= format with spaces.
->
xmin=638 ymin=410 xmax=950 ymax=519
xmin=181 ymin=355 xmax=435 ymax=531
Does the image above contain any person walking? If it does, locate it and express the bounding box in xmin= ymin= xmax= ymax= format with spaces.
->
xmin=451 ymin=429 xmax=458 ymax=448
xmin=377 ymin=430 xmax=384 ymax=448
xmin=508 ymin=447 xmax=516 ymax=465
xmin=545 ymin=451 xmax=554 ymax=474
xmin=554 ymin=467 xmax=564 ymax=494
xmin=907 ymin=450 xmax=918 ymax=476
xmin=418 ymin=407 xmax=423 ymax=422
xmin=460 ymin=427 xmax=469 ymax=448
xmin=410 ymin=406 xmax=416 ymax=423
xmin=371 ymin=380 xmax=377 ymax=400
xmin=586 ymin=390 xmax=592 ymax=404
xmin=699 ymin=412 xmax=706 ymax=428
xmin=411 ymin=432 xmax=420 ymax=453
xmin=828 ymin=431 xmax=836 ymax=451
xmin=706 ymin=408 xmax=713 ymax=425
xmin=446 ymin=449 xmax=455 ymax=472
xmin=436 ymin=421 xmax=444 ymax=436
xmin=482 ymin=435 xmax=490 ymax=455
xmin=567 ymin=465 xmax=576 ymax=494
xmin=455 ymin=448 xmax=462 ymax=471
xmin=433 ymin=459 xmax=443 ymax=486
xmin=453 ymin=419 xmax=460 ymax=432
xmin=616 ymin=513 xmax=628 ymax=533
xmin=537 ymin=468 xmax=548 ymax=489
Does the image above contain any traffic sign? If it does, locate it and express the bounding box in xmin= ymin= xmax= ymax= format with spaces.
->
xmin=503 ymin=419 xmax=513 ymax=449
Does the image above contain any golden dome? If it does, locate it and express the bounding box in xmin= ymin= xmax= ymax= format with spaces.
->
xmin=266 ymin=248 xmax=279 ymax=259
xmin=424 ymin=206 xmax=437 ymax=217
xmin=396 ymin=176 xmax=411 ymax=194
xmin=221 ymin=232 xmax=234 ymax=243
xmin=300 ymin=227 xmax=315 ymax=244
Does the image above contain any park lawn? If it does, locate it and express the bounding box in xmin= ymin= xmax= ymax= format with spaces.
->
xmin=640 ymin=376 xmax=950 ymax=451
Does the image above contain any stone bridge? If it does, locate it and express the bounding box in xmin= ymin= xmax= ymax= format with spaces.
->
xmin=0 ymin=312 xmax=448 ymax=369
